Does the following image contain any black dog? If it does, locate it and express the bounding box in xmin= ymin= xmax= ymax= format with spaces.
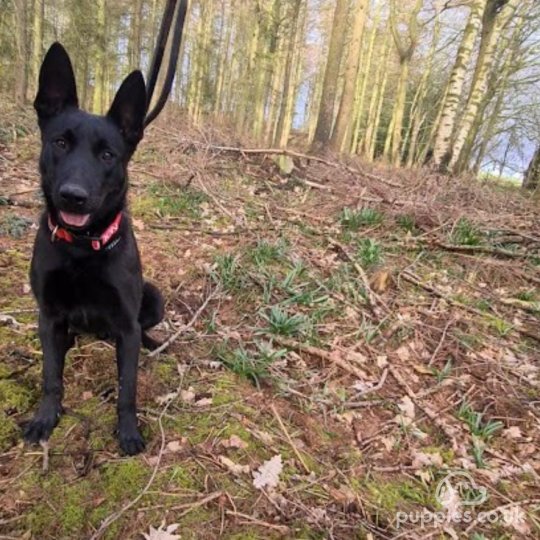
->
xmin=24 ymin=43 xmax=164 ymax=455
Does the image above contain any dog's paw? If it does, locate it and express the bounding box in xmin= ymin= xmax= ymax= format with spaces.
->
xmin=24 ymin=407 xmax=62 ymax=444
xmin=118 ymin=424 xmax=146 ymax=455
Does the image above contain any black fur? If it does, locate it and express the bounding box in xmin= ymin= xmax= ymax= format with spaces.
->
xmin=25 ymin=43 xmax=164 ymax=455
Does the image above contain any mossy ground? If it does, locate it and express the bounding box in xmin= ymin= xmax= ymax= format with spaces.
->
xmin=1 ymin=120 xmax=539 ymax=539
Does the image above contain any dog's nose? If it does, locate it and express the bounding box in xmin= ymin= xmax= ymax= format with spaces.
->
xmin=59 ymin=184 xmax=88 ymax=206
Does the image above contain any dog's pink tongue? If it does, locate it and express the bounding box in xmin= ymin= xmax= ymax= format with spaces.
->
xmin=60 ymin=212 xmax=90 ymax=228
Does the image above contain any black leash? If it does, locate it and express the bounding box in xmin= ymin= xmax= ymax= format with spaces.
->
xmin=144 ymin=0 xmax=188 ymax=127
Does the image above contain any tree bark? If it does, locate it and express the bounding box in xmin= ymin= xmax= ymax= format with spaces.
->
xmin=523 ymin=146 xmax=540 ymax=190
xmin=330 ymin=0 xmax=369 ymax=152
xmin=432 ymin=0 xmax=486 ymax=170
xmin=449 ymin=0 xmax=519 ymax=173
xmin=311 ymin=0 xmax=348 ymax=149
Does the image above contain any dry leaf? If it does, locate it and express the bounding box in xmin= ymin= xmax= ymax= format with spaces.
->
xmin=398 ymin=396 xmax=415 ymax=419
xmin=253 ymin=455 xmax=283 ymax=490
xmin=132 ymin=218 xmax=145 ymax=231
xmin=218 ymin=455 xmax=250 ymax=475
xmin=156 ymin=392 xmax=178 ymax=405
xmin=412 ymin=451 xmax=443 ymax=469
xmin=142 ymin=522 xmax=180 ymax=540
xmin=194 ymin=397 xmax=213 ymax=407
xmin=166 ymin=439 xmax=186 ymax=453
xmin=503 ymin=426 xmax=522 ymax=439
xmin=180 ymin=387 xmax=196 ymax=403
xmin=222 ymin=435 xmax=248 ymax=449
xmin=501 ymin=506 xmax=530 ymax=535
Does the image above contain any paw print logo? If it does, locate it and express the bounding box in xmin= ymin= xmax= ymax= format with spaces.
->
xmin=435 ymin=471 xmax=488 ymax=508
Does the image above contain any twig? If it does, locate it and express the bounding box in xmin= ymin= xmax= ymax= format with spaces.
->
xmin=388 ymin=364 xmax=460 ymax=451
xmin=225 ymin=510 xmax=290 ymax=534
xmin=329 ymin=238 xmax=387 ymax=315
xmin=401 ymin=270 xmax=540 ymax=344
xmin=89 ymin=393 xmax=174 ymax=539
xmin=432 ymin=241 xmax=533 ymax=259
xmin=40 ymin=441 xmax=50 ymax=473
xmin=200 ymin=143 xmax=403 ymax=188
xmin=149 ymin=287 xmax=218 ymax=357
xmin=170 ymin=491 xmax=223 ymax=517
xmin=270 ymin=403 xmax=310 ymax=474
xmin=428 ymin=319 xmax=453 ymax=366
xmin=272 ymin=335 xmax=368 ymax=380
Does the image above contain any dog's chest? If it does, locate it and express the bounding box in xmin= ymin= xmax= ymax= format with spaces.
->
xmin=43 ymin=264 xmax=121 ymax=331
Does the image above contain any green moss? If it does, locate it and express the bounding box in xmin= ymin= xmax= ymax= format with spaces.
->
xmin=101 ymin=459 xmax=149 ymax=501
xmin=0 ymin=379 xmax=33 ymax=412
xmin=363 ymin=477 xmax=432 ymax=514
xmin=60 ymin=482 xmax=90 ymax=536
xmin=0 ymin=411 xmax=18 ymax=450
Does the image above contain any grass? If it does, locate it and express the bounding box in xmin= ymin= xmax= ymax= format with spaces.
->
xmin=216 ymin=342 xmax=287 ymax=385
xmin=457 ymin=401 xmax=504 ymax=441
xmin=340 ymin=207 xmax=383 ymax=231
xmin=356 ymin=238 xmax=383 ymax=267
xmin=259 ymin=306 xmax=311 ymax=337
xmin=212 ymin=253 xmax=243 ymax=291
xmin=450 ymin=218 xmax=483 ymax=246
xmin=249 ymin=239 xmax=288 ymax=267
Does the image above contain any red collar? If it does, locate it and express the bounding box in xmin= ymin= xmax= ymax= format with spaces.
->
xmin=48 ymin=212 xmax=123 ymax=251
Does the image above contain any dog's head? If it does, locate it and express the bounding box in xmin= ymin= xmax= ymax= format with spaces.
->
xmin=35 ymin=42 xmax=146 ymax=230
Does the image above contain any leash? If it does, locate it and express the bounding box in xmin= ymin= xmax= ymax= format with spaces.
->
xmin=144 ymin=0 xmax=188 ymax=127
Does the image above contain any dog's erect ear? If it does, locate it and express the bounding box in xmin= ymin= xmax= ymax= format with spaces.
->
xmin=107 ymin=71 xmax=147 ymax=150
xmin=34 ymin=42 xmax=79 ymax=121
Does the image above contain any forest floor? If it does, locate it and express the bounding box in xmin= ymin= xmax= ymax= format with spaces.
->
xmin=0 ymin=115 xmax=539 ymax=540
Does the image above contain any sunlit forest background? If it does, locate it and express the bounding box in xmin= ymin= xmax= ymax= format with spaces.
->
xmin=1 ymin=0 xmax=540 ymax=185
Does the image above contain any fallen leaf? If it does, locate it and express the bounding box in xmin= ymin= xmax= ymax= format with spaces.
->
xmin=132 ymin=218 xmax=145 ymax=231
xmin=180 ymin=387 xmax=195 ymax=403
xmin=412 ymin=451 xmax=443 ymax=469
xmin=194 ymin=397 xmax=213 ymax=407
xmin=398 ymin=396 xmax=415 ymax=419
xmin=501 ymin=506 xmax=531 ymax=535
xmin=156 ymin=392 xmax=178 ymax=405
xmin=222 ymin=435 xmax=248 ymax=449
xmin=166 ymin=439 xmax=186 ymax=453
xmin=253 ymin=455 xmax=283 ymax=490
xmin=218 ymin=455 xmax=250 ymax=475
xmin=142 ymin=522 xmax=180 ymax=540
xmin=503 ymin=426 xmax=522 ymax=439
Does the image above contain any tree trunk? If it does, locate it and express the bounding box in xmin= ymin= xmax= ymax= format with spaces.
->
xmin=275 ymin=0 xmax=303 ymax=148
xmin=449 ymin=0 xmax=519 ymax=173
xmin=13 ymin=0 xmax=28 ymax=104
xmin=523 ymin=146 xmax=540 ymax=190
xmin=330 ymin=0 xmax=369 ymax=152
xmin=311 ymin=0 xmax=348 ymax=149
xmin=431 ymin=0 xmax=486 ymax=170
xmin=92 ymin=0 xmax=106 ymax=113
xmin=382 ymin=0 xmax=423 ymax=165
xmin=31 ymin=0 xmax=44 ymax=95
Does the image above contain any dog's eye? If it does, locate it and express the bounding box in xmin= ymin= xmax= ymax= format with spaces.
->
xmin=54 ymin=138 xmax=67 ymax=150
xmin=101 ymin=150 xmax=114 ymax=162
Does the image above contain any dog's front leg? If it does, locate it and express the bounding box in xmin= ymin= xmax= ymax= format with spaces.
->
xmin=25 ymin=314 xmax=72 ymax=443
xmin=116 ymin=323 xmax=145 ymax=455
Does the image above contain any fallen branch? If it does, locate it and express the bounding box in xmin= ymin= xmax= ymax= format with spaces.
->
xmin=431 ymin=241 xmax=534 ymax=259
xmin=401 ymin=270 xmax=540 ymax=344
xmin=225 ymin=510 xmax=290 ymax=534
xmin=329 ymin=238 xmax=387 ymax=315
xmin=272 ymin=335 xmax=368 ymax=380
xmin=149 ymin=287 xmax=219 ymax=357
xmin=200 ymin=143 xmax=403 ymax=188
xmin=388 ymin=364 xmax=460 ymax=451
xmin=270 ymin=403 xmax=311 ymax=474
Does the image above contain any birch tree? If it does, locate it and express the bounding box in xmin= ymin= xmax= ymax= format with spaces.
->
xmin=432 ymin=0 xmax=487 ymax=170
